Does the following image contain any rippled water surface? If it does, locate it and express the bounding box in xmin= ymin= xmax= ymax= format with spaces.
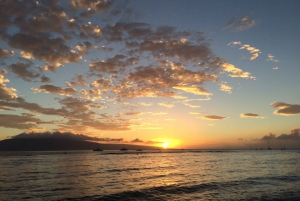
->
xmin=1 ymin=150 xmax=299 ymax=200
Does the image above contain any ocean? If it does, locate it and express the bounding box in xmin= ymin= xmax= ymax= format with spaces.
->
xmin=0 ymin=149 xmax=299 ymax=201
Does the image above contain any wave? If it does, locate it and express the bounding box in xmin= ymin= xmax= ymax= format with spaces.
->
xmin=59 ymin=175 xmax=300 ymax=201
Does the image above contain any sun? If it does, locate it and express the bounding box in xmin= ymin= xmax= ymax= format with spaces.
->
xmin=163 ymin=142 xmax=169 ymax=149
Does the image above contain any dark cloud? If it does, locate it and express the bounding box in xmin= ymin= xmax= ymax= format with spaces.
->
xmin=32 ymin=84 xmax=77 ymax=96
xmin=277 ymin=128 xmax=300 ymax=141
xmin=271 ymin=102 xmax=300 ymax=116
xmin=202 ymin=115 xmax=227 ymax=120
xmin=8 ymin=33 xmax=82 ymax=65
xmin=261 ymin=132 xmax=276 ymax=140
xmin=240 ymin=113 xmax=262 ymax=118
xmin=131 ymin=138 xmax=143 ymax=143
xmin=225 ymin=16 xmax=257 ymax=31
xmin=260 ymin=129 xmax=300 ymax=142
xmin=0 ymin=114 xmax=40 ymax=130
xmin=9 ymin=62 xmax=41 ymax=82
xmin=89 ymin=55 xmax=139 ymax=73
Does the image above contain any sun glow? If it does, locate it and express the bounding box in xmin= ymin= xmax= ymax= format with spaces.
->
xmin=163 ymin=142 xmax=169 ymax=149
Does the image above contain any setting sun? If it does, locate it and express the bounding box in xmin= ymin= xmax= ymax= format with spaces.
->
xmin=163 ymin=142 xmax=169 ymax=149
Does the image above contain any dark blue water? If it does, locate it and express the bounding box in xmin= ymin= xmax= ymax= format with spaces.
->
xmin=1 ymin=150 xmax=299 ymax=200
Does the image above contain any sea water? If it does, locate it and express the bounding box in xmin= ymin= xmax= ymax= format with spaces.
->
xmin=0 ymin=150 xmax=299 ymax=201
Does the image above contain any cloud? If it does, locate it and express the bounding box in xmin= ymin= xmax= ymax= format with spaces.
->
xmin=124 ymin=112 xmax=144 ymax=116
xmin=0 ymin=48 xmax=14 ymax=58
xmin=267 ymin=54 xmax=279 ymax=63
xmin=32 ymin=85 xmax=77 ymax=96
xmin=240 ymin=113 xmax=263 ymax=118
xmin=201 ymin=115 xmax=227 ymax=120
xmin=228 ymin=42 xmax=261 ymax=60
xmin=183 ymin=102 xmax=201 ymax=108
xmin=219 ymin=82 xmax=232 ymax=94
xmin=221 ymin=62 xmax=253 ymax=78
xmin=189 ymin=112 xmax=203 ymax=115
xmin=270 ymin=102 xmax=300 ymax=116
xmin=138 ymin=102 xmax=153 ymax=107
xmin=8 ymin=62 xmax=42 ymax=82
xmin=173 ymin=86 xmax=211 ymax=95
xmin=9 ymin=33 xmax=82 ymax=65
xmin=0 ymin=114 xmax=40 ymax=130
xmin=225 ymin=16 xmax=257 ymax=31
xmin=89 ymin=54 xmax=139 ymax=73
xmin=0 ymin=73 xmax=18 ymax=101
xmin=131 ymin=138 xmax=143 ymax=143
xmin=260 ymin=132 xmax=276 ymax=140
xmin=158 ymin=102 xmax=174 ymax=108
xmin=69 ymin=0 xmax=113 ymax=18
xmin=151 ymin=112 xmax=167 ymax=116
xmin=277 ymin=128 xmax=300 ymax=141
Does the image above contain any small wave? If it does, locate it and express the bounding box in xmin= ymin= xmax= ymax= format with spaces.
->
xmin=59 ymin=176 xmax=300 ymax=201
xmin=106 ymin=167 xmax=152 ymax=173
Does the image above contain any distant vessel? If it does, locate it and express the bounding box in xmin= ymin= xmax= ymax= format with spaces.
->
xmin=93 ymin=148 xmax=103 ymax=151
xmin=93 ymin=139 xmax=103 ymax=151
xmin=267 ymin=140 xmax=272 ymax=150
xmin=120 ymin=148 xmax=128 ymax=151
xmin=136 ymin=149 xmax=142 ymax=151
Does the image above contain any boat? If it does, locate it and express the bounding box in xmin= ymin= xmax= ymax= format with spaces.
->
xmin=93 ymin=138 xmax=103 ymax=151
xmin=120 ymin=148 xmax=128 ymax=151
xmin=93 ymin=148 xmax=103 ymax=151
xmin=136 ymin=149 xmax=142 ymax=151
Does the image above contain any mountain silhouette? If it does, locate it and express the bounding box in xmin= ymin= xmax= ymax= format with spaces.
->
xmin=0 ymin=138 xmax=156 ymax=151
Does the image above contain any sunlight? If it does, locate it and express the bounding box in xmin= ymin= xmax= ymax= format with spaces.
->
xmin=151 ymin=138 xmax=181 ymax=149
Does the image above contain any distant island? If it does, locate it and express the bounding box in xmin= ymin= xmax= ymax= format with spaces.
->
xmin=0 ymin=132 xmax=157 ymax=151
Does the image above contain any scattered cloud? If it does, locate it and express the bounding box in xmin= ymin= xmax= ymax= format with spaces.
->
xmin=0 ymin=48 xmax=14 ymax=58
xmin=131 ymin=138 xmax=143 ymax=143
xmin=139 ymin=102 xmax=153 ymax=107
xmin=228 ymin=42 xmax=261 ymax=60
xmin=270 ymin=102 xmax=300 ymax=116
xmin=267 ymin=54 xmax=279 ymax=63
xmin=240 ymin=113 xmax=264 ymax=118
xmin=158 ymin=102 xmax=174 ymax=108
xmin=277 ymin=128 xmax=300 ymax=141
xmin=0 ymin=72 xmax=18 ymax=101
xmin=189 ymin=112 xmax=203 ymax=115
xmin=261 ymin=132 xmax=276 ymax=140
xmin=9 ymin=62 xmax=42 ymax=82
xmin=201 ymin=115 xmax=227 ymax=120
xmin=0 ymin=114 xmax=41 ymax=130
xmin=224 ymin=16 xmax=257 ymax=31
xmin=183 ymin=101 xmax=201 ymax=108
xmin=260 ymin=128 xmax=300 ymax=141
xmin=151 ymin=112 xmax=167 ymax=116
xmin=221 ymin=62 xmax=253 ymax=78
xmin=32 ymin=85 xmax=77 ymax=96
xmin=220 ymin=82 xmax=232 ymax=94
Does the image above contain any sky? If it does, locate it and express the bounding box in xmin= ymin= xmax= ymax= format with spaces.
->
xmin=0 ymin=0 xmax=299 ymax=149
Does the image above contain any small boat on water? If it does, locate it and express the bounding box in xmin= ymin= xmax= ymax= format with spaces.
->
xmin=136 ymin=149 xmax=142 ymax=151
xmin=93 ymin=148 xmax=103 ymax=151
xmin=120 ymin=148 xmax=128 ymax=151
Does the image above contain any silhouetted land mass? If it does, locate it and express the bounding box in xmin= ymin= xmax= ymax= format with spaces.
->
xmin=0 ymin=138 xmax=157 ymax=151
